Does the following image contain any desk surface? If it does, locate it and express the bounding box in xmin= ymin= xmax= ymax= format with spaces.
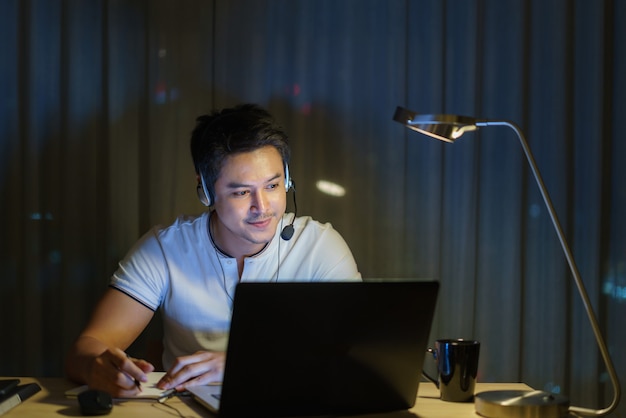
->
xmin=3 ymin=377 xmax=531 ymax=417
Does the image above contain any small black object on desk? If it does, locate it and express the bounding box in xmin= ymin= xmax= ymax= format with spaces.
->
xmin=0 ymin=382 xmax=42 ymax=416
xmin=78 ymin=389 xmax=113 ymax=416
xmin=0 ymin=379 xmax=20 ymax=397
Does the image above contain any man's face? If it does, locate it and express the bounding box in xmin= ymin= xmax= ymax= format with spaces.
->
xmin=212 ymin=145 xmax=288 ymax=257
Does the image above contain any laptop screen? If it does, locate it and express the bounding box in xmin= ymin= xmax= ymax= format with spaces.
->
xmin=210 ymin=280 xmax=439 ymax=417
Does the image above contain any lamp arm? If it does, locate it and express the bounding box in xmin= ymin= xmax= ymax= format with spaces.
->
xmin=477 ymin=120 xmax=621 ymax=416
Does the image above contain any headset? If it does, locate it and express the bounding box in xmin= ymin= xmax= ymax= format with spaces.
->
xmin=194 ymin=106 xmax=296 ymax=240
xmin=196 ymin=164 xmax=297 ymax=241
xmin=196 ymin=164 xmax=292 ymax=207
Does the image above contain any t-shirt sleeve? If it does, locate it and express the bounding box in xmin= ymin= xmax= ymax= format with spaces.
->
xmin=309 ymin=224 xmax=362 ymax=281
xmin=109 ymin=229 xmax=169 ymax=311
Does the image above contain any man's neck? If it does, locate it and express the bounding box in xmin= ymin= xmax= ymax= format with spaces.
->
xmin=208 ymin=212 xmax=268 ymax=262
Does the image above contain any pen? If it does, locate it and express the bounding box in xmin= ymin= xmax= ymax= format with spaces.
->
xmin=125 ymin=353 xmax=142 ymax=390
xmin=157 ymin=389 xmax=176 ymax=404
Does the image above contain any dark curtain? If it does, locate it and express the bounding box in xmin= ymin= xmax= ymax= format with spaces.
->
xmin=0 ymin=0 xmax=624 ymax=415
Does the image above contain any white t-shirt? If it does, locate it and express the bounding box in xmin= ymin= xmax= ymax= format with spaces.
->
xmin=110 ymin=211 xmax=361 ymax=368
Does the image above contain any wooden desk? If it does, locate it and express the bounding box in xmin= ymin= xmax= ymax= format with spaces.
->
xmin=2 ymin=377 xmax=531 ymax=417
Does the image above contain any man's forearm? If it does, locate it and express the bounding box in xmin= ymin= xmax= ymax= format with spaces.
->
xmin=64 ymin=335 xmax=108 ymax=384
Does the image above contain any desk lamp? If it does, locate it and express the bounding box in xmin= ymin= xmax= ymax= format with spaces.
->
xmin=393 ymin=106 xmax=621 ymax=418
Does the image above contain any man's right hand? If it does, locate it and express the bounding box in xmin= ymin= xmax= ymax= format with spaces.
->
xmin=86 ymin=347 xmax=155 ymax=398
xmin=65 ymin=288 xmax=156 ymax=397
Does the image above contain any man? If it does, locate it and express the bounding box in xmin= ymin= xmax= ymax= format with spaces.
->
xmin=65 ymin=104 xmax=361 ymax=397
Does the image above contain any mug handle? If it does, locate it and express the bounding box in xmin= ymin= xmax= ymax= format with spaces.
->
xmin=422 ymin=347 xmax=439 ymax=388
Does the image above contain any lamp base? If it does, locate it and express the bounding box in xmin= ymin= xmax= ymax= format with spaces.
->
xmin=475 ymin=390 xmax=569 ymax=418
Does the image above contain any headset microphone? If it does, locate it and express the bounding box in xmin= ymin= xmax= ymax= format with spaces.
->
xmin=280 ymin=180 xmax=297 ymax=241
xmin=280 ymin=224 xmax=294 ymax=241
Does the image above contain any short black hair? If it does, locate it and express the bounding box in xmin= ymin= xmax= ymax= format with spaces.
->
xmin=190 ymin=103 xmax=291 ymax=201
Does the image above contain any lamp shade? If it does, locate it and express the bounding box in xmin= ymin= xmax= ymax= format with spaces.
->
xmin=392 ymin=107 xmax=479 ymax=142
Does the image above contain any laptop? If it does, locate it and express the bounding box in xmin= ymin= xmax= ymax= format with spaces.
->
xmin=187 ymin=280 xmax=439 ymax=417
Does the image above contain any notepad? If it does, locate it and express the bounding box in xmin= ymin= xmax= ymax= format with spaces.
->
xmin=65 ymin=372 xmax=168 ymax=399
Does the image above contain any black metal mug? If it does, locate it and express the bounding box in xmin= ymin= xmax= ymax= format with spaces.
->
xmin=422 ymin=339 xmax=480 ymax=402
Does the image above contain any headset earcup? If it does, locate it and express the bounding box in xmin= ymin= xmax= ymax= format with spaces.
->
xmin=285 ymin=164 xmax=292 ymax=191
xmin=197 ymin=175 xmax=212 ymax=206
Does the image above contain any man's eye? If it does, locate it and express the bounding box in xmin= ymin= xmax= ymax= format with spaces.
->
xmin=268 ymin=183 xmax=279 ymax=190
xmin=234 ymin=190 xmax=249 ymax=197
